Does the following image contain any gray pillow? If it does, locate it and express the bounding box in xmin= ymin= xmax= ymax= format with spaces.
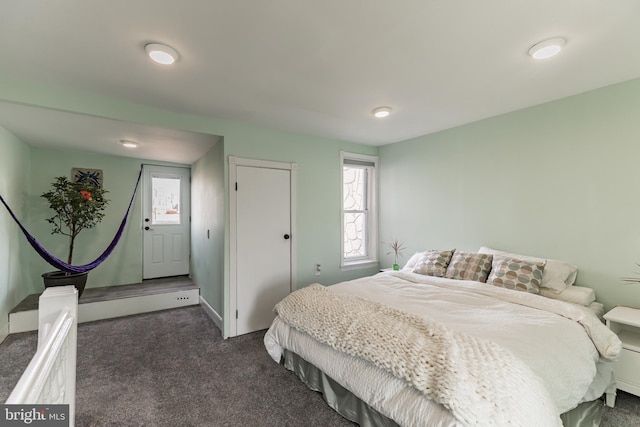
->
xmin=412 ymin=249 xmax=455 ymax=277
xmin=445 ymin=252 xmax=493 ymax=282
xmin=486 ymin=256 xmax=545 ymax=294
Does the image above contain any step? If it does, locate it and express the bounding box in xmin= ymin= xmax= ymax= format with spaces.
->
xmin=9 ymin=276 xmax=200 ymax=334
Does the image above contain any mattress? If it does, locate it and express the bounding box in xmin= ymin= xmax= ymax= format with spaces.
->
xmin=264 ymin=271 xmax=620 ymax=426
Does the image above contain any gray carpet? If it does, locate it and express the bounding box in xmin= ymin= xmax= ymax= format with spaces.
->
xmin=1 ymin=306 xmax=639 ymax=426
xmin=1 ymin=306 xmax=353 ymax=426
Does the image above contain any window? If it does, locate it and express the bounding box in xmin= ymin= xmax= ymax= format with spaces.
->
xmin=341 ymin=151 xmax=378 ymax=269
xmin=151 ymin=176 xmax=182 ymax=225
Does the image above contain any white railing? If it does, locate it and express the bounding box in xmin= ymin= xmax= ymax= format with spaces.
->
xmin=6 ymin=285 xmax=78 ymax=426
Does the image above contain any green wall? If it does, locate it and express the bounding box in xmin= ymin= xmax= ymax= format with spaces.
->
xmin=379 ymin=77 xmax=640 ymax=311
xmin=27 ymin=147 xmax=188 ymax=289
xmin=0 ymin=126 xmax=31 ymax=335
xmin=191 ymin=140 xmax=225 ymax=320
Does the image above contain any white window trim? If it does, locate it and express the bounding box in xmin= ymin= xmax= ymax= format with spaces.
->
xmin=340 ymin=151 xmax=378 ymax=270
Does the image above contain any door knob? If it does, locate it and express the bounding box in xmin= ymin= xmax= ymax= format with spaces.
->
xmin=144 ymin=226 xmax=153 ymax=231
xmin=283 ymin=234 xmax=290 ymax=240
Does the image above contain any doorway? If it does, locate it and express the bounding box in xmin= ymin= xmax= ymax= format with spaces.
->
xmin=142 ymin=165 xmax=191 ymax=279
xmin=229 ymin=156 xmax=297 ymax=337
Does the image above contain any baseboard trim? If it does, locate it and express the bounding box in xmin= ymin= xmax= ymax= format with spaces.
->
xmin=9 ymin=288 xmax=200 ymax=334
xmin=199 ymin=296 xmax=222 ymax=332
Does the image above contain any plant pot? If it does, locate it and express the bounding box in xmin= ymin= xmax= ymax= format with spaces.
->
xmin=42 ymin=271 xmax=88 ymax=297
xmin=393 ymin=264 xmax=400 ymax=271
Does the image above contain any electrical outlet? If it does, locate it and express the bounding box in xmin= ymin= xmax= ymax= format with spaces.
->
xmin=314 ymin=264 xmax=321 ymax=276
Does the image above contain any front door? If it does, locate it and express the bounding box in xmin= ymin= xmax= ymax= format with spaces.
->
xmin=142 ymin=165 xmax=191 ymax=279
xmin=231 ymin=158 xmax=294 ymax=336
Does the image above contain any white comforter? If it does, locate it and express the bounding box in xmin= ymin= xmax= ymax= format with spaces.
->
xmin=264 ymin=271 xmax=621 ymax=427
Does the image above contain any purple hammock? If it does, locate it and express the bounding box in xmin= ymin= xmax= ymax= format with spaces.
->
xmin=0 ymin=169 xmax=142 ymax=274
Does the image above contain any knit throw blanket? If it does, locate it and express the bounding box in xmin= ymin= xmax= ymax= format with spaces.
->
xmin=275 ymin=284 xmax=562 ymax=427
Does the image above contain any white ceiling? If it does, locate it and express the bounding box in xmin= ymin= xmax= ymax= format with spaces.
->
xmin=1 ymin=0 xmax=640 ymax=162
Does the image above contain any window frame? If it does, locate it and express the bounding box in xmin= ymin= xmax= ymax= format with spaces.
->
xmin=340 ymin=151 xmax=378 ymax=270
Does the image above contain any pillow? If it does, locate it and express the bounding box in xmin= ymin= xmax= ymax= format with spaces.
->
xmin=479 ymin=246 xmax=577 ymax=292
xmin=403 ymin=251 xmax=427 ymax=270
xmin=486 ymin=256 xmax=545 ymax=294
xmin=540 ymin=286 xmax=596 ymax=307
xmin=445 ymin=252 xmax=493 ymax=282
xmin=412 ymin=249 xmax=455 ymax=277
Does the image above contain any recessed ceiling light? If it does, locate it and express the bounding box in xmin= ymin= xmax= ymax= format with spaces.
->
xmin=144 ymin=43 xmax=178 ymax=65
xmin=120 ymin=139 xmax=139 ymax=148
xmin=372 ymin=106 xmax=392 ymax=118
xmin=528 ymin=37 xmax=566 ymax=60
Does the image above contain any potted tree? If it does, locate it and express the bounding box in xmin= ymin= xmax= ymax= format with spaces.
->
xmin=41 ymin=176 xmax=109 ymax=296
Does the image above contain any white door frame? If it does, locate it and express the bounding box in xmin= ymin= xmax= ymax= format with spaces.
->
xmin=228 ymin=156 xmax=297 ymax=337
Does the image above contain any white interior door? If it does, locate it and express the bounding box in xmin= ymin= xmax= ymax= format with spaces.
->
xmin=142 ymin=165 xmax=191 ymax=279
xmin=235 ymin=164 xmax=292 ymax=336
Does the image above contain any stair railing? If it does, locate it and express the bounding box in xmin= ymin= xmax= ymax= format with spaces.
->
xmin=5 ymin=285 xmax=78 ymax=427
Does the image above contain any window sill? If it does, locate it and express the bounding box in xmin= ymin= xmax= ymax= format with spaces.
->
xmin=340 ymin=260 xmax=379 ymax=271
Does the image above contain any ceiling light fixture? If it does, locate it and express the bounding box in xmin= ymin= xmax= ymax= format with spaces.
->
xmin=372 ymin=106 xmax=392 ymax=118
xmin=120 ymin=139 xmax=139 ymax=148
xmin=144 ymin=43 xmax=178 ymax=65
xmin=528 ymin=37 xmax=566 ymax=60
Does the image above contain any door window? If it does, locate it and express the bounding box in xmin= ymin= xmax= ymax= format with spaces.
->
xmin=151 ymin=176 xmax=181 ymax=225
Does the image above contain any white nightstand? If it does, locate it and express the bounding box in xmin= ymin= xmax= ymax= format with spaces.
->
xmin=604 ymin=306 xmax=640 ymax=407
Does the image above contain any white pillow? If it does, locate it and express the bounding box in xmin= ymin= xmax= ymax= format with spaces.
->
xmin=403 ymin=251 xmax=427 ymax=270
xmin=478 ymin=246 xmax=578 ymax=293
xmin=540 ymin=286 xmax=596 ymax=307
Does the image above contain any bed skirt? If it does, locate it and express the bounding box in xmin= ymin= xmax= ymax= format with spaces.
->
xmin=282 ymin=350 xmax=605 ymax=427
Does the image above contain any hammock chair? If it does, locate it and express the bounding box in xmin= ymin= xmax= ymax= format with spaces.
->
xmin=0 ymin=169 xmax=142 ymax=274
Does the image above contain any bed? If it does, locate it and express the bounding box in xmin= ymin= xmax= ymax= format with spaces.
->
xmin=264 ymin=247 xmax=622 ymax=426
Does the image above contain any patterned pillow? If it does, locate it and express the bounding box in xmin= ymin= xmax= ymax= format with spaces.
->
xmin=486 ymin=256 xmax=545 ymax=294
xmin=478 ymin=246 xmax=577 ymax=292
xmin=412 ymin=249 xmax=455 ymax=277
xmin=445 ymin=252 xmax=493 ymax=283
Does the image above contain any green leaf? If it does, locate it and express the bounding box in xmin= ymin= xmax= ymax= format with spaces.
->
xmin=41 ymin=176 xmax=110 ymax=264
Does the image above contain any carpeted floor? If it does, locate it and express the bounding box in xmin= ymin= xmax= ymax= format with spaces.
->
xmin=0 ymin=306 xmax=353 ymax=426
xmin=1 ymin=305 xmax=639 ymax=426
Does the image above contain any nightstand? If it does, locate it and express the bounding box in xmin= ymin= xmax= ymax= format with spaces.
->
xmin=604 ymin=306 xmax=640 ymax=407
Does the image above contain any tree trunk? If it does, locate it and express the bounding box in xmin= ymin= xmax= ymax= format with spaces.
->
xmin=68 ymin=235 xmax=75 ymax=265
